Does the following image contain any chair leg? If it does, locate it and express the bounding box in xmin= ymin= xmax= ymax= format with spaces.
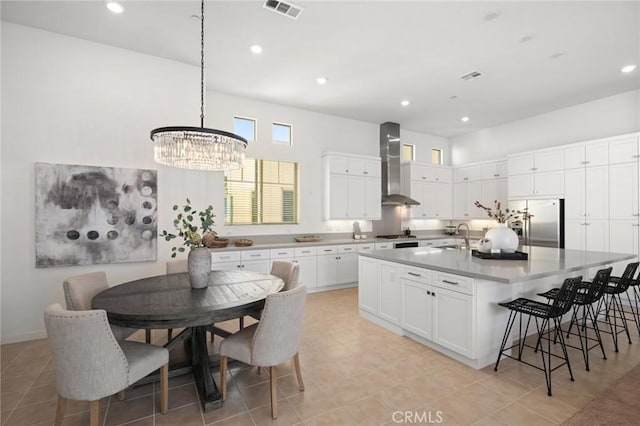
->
xmin=588 ymin=303 xmax=607 ymax=360
xmin=167 ymin=328 xmax=173 ymax=341
xmin=220 ymin=356 xmax=227 ymax=401
xmin=257 ymin=366 xmax=261 ymax=375
xmin=269 ymin=366 xmax=278 ymax=419
xmin=293 ymin=353 xmax=305 ymax=391
xmin=239 ymin=316 xmax=245 ymax=330
xmin=494 ymin=310 xmax=517 ymax=371
xmin=54 ymin=395 xmax=67 ymax=426
xmin=89 ymin=400 xmax=100 ymax=426
xmin=145 ymin=329 xmax=152 ymax=344
xmin=615 ymin=294 xmax=633 ymax=344
xmin=160 ymin=364 xmax=168 ymax=414
xmin=116 ymin=390 xmax=125 ymax=401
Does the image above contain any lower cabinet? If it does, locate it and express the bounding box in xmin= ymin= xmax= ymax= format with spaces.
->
xmin=317 ymin=245 xmax=358 ymax=288
xmin=359 ymin=257 xmax=476 ymax=359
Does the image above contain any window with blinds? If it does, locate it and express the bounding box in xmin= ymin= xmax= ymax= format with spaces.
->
xmin=224 ymin=159 xmax=299 ymax=225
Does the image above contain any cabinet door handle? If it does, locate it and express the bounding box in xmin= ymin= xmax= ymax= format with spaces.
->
xmin=345 ymin=169 xmax=349 ymax=173
xmin=442 ymin=279 xmax=459 ymax=285
xmin=464 ymin=177 xmax=468 ymax=181
xmin=633 ymin=214 xmax=640 ymax=217
xmin=633 ymin=224 xmax=639 ymax=227
xmin=407 ymin=272 xmax=422 ymax=277
xmin=633 ymin=155 xmax=640 ymax=159
xmin=250 ymin=254 xmax=261 ymax=257
xmin=277 ymin=252 xmax=287 ymax=255
xmin=292 ymin=260 xmax=299 ymax=263
xmin=432 ymin=292 xmax=436 ymax=297
xmin=427 ymin=290 xmax=431 ymax=295
xmin=532 ymin=167 xmax=538 ymax=171
xmin=363 ymin=171 xmax=368 ymax=175
xmin=324 ymin=249 xmax=332 ymax=252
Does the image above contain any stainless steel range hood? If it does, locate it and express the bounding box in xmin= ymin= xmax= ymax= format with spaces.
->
xmin=380 ymin=122 xmax=420 ymax=206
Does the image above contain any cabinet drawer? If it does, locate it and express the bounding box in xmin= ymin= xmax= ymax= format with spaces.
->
xmin=294 ymin=246 xmax=317 ymax=257
xmin=374 ymin=243 xmax=393 ymax=250
xmin=435 ymin=272 xmax=474 ymax=295
xmin=242 ymin=250 xmax=270 ymax=261
xmin=317 ymin=245 xmax=338 ymax=255
xmin=357 ymin=243 xmax=374 ymax=252
xmin=212 ymin=252 xmax=240 ymax=263
xmin=338 ymin=244 xmax=357 ymax=254
xmin=270 ymin=248 xmax=294 ymax=259
xmin=402 ymin=267 xmax=433 ymax=284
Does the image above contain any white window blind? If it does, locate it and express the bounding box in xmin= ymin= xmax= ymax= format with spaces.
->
xmin=225 ymin=159 xmax=299 ymax=225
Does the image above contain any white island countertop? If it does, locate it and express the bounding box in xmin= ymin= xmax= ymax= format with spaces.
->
xmin=359 ymin=246 xmax=635 ymax=283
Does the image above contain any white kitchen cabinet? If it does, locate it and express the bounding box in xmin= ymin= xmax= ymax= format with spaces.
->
xmin=564 ymin=141 xmax=609 ymax=169
xmin=508 ymin=149 xmax=564 ymax=176
xmin=408 ymin=180 xmax=452 ymax=219
xmin=609 ymin=220 xmax=640 ymax=257
xmin=323 ymin=153 xmax=381 ymax=220
xmin=452 ymin=181 xmax=482 ymax=219
xmin=432 ymin=286 xmax=474 ymax=358
xmin=609 ymin=162 xmax=639 ymax=220
xmin=609 ymin=134 xmax=640 ymax=165
xmin=379 ymin=262 xmax=401 ymax=324
xmin=565 ymin=166 xmax=608 ymax=220
xmin=374 ymin=242 xmax=393 ymax=250
xmin=454 ymin=165 xmax=482 ymax=183
xmin=399 ymin=268 xmax=475 ymax=357
xmin=480 ymin=161 xmax=508 ymax=180
xmin=508 ymin=170 xmax=564 ymax=198
xmin=212 ymin=250 xmax=270 ymax=273
xmin=400 ymin=278 xmax=433 ymax=339
xmin=481 ymin=178 xmax=508 ymax=210
xmin=408 ymin=163 xmax=452 ymax=183
xmin=316 ymin=245 xmax=358 ymax=287
xmin=565 ymin=219 xmax=609 ymax=252
xmin=358 ymin=256 xmax=379 ymax=314
xmin=293 ymin=255 xmax=317 ymax=289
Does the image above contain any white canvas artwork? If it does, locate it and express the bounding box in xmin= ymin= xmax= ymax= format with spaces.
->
xmin=35 ymin=163 xmax=157 ymax=267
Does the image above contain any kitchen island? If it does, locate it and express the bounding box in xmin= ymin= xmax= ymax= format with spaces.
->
xmin=358 ymin=246 xmax=635 ymax=369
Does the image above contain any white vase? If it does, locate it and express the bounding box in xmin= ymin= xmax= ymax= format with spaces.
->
xmin=485 ymin=223 xmax=519 ymax=253
xmin=187 ymin=247 xmax=211 ymax=289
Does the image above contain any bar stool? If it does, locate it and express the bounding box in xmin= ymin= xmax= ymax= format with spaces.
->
xmin=596 ymin=262 xmax=639 ymax=352
xmin=537 ymin=267 xmax=612 ymax=371
xmin=494 ymin=275 xmax=583 ymax=396
xmin=624 ymin=275 xmax=640 ymax=337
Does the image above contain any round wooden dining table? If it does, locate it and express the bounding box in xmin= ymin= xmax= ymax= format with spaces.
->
xmin=92 ymin=270 xmax=284 ymax=411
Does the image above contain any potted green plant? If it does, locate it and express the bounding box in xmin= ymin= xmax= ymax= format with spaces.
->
xmin=161 ymin=198 xmax=218 ymax=289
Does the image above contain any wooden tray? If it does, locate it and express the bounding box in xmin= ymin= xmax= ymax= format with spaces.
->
xmin=472 ymin=249 xmax=528 ymax=260
xmin=295 ymin=236 xmax=321 ymax=243
xmin=234 ymin=239 xmax=254 ymax=247
xmin=207 ymin=238 xmax=229 ymax=248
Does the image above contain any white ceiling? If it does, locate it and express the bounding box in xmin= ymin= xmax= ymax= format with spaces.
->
xmin=2 ymin=1 xmax=639 ymax=137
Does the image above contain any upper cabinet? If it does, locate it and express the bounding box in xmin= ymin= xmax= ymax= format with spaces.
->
xmin=453 ymin=165 xmax=482 ymax=183
xmin=608 ymin=134 xmax=640 ymax=165
xmin=508 ymin=149 xmax=564 ymax=176
xmin=407 ymin=163 xmax=452 ymax=183
xmin=480 ymin=161 xmax=508 ymax=180
xmin=563 ymin=141 xmax=609 ymax=169
xmin=402 ymin=163 xmax=452 ymax=219
xmin=507 ymin=148 xmax=564 ymax=199
xmin=322 ymin=153 xmax=381 ymax=220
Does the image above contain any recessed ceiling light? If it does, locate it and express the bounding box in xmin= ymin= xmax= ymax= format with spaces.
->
xmin=621 ymin=64 xmax=637 ymax=73
xmin=106 ymin=1 xmax=124 ymax=14
xmin=250 ymin=45 xmax=263 ymax=54
xmin=401 ymin=100 xmax=410 ymax=107
xmin=461 ymin=117 xmax=470 ymax=122
xmin=520 ymin=34 xmax=536 ymax=43
xmin=316 ymin=77 xmax=328 ymax=85
xmin=550 ymin=52 xmax=566 ymax=60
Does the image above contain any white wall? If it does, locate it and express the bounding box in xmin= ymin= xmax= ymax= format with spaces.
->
xmin=450 ymin=90 xmax=640 ymax=165
xmin=1 ymin=23 xmax=446 ymax=343
xmin=401 ymin=129 xmax=450 ymax=165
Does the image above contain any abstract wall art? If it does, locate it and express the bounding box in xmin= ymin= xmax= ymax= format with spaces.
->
xmin=35 ymin=163 xmax=158 ymax=267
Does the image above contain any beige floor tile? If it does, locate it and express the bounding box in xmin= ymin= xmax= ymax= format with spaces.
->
xmin=17 ymin=382 xmax=57 ymax=407
xmin=515 ymin=392 xmax=579 ymax=424
xmin=276 ymin=373 xmax=306 ymax=399
xmin=238 ymin=380 xmax=285 ymax=410
xmin=473 ymin=402 xmax=555 ymax=426
xmin=476 ymin=374 xmax=533 ymax=402
xmin=343 ymin=395 xmax=393 ymax=426
xmin=3 ymin=399 xmax=58 ymax=426
xmin=206 ymin=411 xmax=255 ymax=426
xmin=155 ymin=403 xmax=203 ymax=426
xmin=0 ymin=391 xmax=24 ymax=414
xmin=374 ymin=384 xmax=431 ymax=413
xmin=295 ymin=406 xmax=356 ymax=426
xmin=286 ymin=385 xmax=339 ymax=420
xmin=201 ymin=388 xmax=248 ymax=425
xmin=104 ymin=394 xmax=154 ymax=426
xmin=155 ymin=383 xmax=199 ymax=411
xmin=249 ymin=397 xmax=301 ymax=426
xmin=1 ymin=373 xmax=37 ymax=395
xmin=432 ymin=382 xmax=513 ymax=425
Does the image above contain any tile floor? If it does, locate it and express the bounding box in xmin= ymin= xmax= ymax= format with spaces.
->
xmin=2 ymin=287 xmax=640 ymax=425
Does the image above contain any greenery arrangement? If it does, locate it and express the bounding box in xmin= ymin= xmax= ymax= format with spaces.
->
xmin=161 ymin=198 xmax=217 ymax=257
xmin=474 ymin=200 xmax=522 ymax=224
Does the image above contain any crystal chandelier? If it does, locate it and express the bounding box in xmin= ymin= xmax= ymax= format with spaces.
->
xmin=150 ymin=0 xmax=247 ymax=171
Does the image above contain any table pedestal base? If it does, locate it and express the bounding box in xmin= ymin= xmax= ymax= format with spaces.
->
xmin=190 ymin=326 xmax=223 ymax=411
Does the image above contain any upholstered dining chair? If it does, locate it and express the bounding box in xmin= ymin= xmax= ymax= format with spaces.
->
xmin=220 ymin=285 xmax=307 ymax=419
xmin=44 ymin=304 xmax=168 ymax=426
xmin=63 ymin=271 xmax=138 ymax=342
xmin=166 ymin=259 xmax=188 ymax=274
xmin=242 ymin=260 xmax=300 ymax=329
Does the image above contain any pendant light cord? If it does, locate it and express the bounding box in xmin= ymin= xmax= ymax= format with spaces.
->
xmin=200 ymin=0 xmax=205 ymax=128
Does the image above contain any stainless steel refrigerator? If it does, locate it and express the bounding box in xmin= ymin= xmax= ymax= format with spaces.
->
xmin=508 ymin=199 xmax=565 ymax=248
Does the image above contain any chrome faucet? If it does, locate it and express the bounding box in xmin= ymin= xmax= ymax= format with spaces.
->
xmin=457 ymin=223 xmax=470 ymax=249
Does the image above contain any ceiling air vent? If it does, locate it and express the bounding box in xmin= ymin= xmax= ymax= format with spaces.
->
xmin=459 ymin=70 xmax=483 ymax=81
xmin=263 ymin=0 xmax=304 ymax=19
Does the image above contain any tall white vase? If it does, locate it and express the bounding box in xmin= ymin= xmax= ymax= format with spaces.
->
xmin=188 ymin=247 xmax=211 ymax=289
xmin=485 ymin=223 xmax=519 ymax=253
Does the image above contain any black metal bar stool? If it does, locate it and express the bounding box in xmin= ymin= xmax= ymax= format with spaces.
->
xmin=537 ymin=267 xmax=612 ymax=371
xmin=494 ymin=276 xmax=583 ymax=396
xmin=596 ymin=262 xmax=639 ymax=352
xmin=624 ymin=275 xmax=640 ymax=337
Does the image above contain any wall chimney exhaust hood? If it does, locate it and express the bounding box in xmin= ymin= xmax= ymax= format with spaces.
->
xmin=380 ymin=122 xmax=420 ymax=206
